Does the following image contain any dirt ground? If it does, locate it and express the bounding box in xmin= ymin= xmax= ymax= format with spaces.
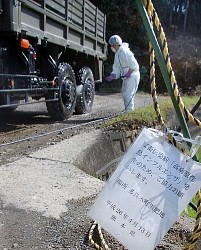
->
xmin=0 ymin=92 xmax=154 ymax=165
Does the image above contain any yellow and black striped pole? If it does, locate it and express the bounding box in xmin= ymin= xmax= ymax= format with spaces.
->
xmin=135 ymin=1 xmax=200 ymax=249
xmin=135 ymin=0 xmax=191 ymax=140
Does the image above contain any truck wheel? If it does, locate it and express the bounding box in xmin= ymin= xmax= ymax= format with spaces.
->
xmin=46 ymin=63 xmax=76 ymax=120
xmin=75 ymin=67 xmax=95 ymax=114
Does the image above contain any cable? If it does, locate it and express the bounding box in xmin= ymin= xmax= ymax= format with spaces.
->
xmin=0 ymin=111 xmax=121 ymax=148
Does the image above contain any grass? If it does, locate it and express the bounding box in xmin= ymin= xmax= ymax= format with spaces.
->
xmin=185 ymin=148 xmax=201 ymax=219
xmin=105 ymin=95 xmax=200 ymax=131
xmin=185 ymin=196 xmax=199 ymax=219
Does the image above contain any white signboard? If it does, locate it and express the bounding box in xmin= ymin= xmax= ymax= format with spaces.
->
xmin=88 ymin=128 xmax=201 ymax=250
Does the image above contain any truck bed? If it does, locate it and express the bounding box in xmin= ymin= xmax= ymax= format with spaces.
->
xmin=0 ymin=0 xmax=106 ymax=59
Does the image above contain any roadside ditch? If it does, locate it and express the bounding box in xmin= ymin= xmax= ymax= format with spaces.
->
xmin=72 ymin=111 xmax=201 ymax=250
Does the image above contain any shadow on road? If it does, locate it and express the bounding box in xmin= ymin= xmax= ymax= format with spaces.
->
xmin=0 ymin=110 xmax=52 ymax=133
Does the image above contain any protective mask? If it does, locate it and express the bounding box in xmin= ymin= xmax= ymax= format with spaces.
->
xmin=111 ymin=47 xmax=116 ymax=53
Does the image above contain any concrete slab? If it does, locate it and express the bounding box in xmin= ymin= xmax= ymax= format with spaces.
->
xmin=0 ymin=130 xmax=105 ymax=219
xmin=29 ymin=129 xmax=103 ymax=163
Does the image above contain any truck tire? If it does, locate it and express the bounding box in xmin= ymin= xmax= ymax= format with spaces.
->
xmin=75 ymin=67 xmax=95 ymax=114
xmin=46 ymin=63 xmax=76 ymax=120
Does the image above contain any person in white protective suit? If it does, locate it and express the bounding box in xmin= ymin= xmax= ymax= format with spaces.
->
xmin=106 ymin=35 xmax=140 ymax=113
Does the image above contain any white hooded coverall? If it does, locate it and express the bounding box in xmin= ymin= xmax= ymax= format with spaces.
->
xmin=112 ymin=43 xmax=140 ymax=112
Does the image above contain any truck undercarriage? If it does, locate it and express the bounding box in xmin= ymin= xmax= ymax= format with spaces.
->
xmin=0 ymin=0 xmax=106 ymax=120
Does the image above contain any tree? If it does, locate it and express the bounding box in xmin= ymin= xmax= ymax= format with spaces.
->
xmin=152 ymin=0 xmax=201 ymax=33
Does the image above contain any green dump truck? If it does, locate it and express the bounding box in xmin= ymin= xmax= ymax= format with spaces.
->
xmin=0 ymin=0 xmax=107 ymax=120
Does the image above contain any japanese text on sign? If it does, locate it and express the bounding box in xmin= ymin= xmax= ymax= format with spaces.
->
xmin=88 ymin=128 xmax=201 ymax=250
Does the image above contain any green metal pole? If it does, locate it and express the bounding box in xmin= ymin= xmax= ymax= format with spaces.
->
xmin=135 ymin=0 xmax=191 ymax=139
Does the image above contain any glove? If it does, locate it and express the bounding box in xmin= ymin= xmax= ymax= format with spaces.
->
xmin=106 ymin=73 xmax=116 ymax=82
xmin=125 ymin=68 xmax=133 ymax=79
